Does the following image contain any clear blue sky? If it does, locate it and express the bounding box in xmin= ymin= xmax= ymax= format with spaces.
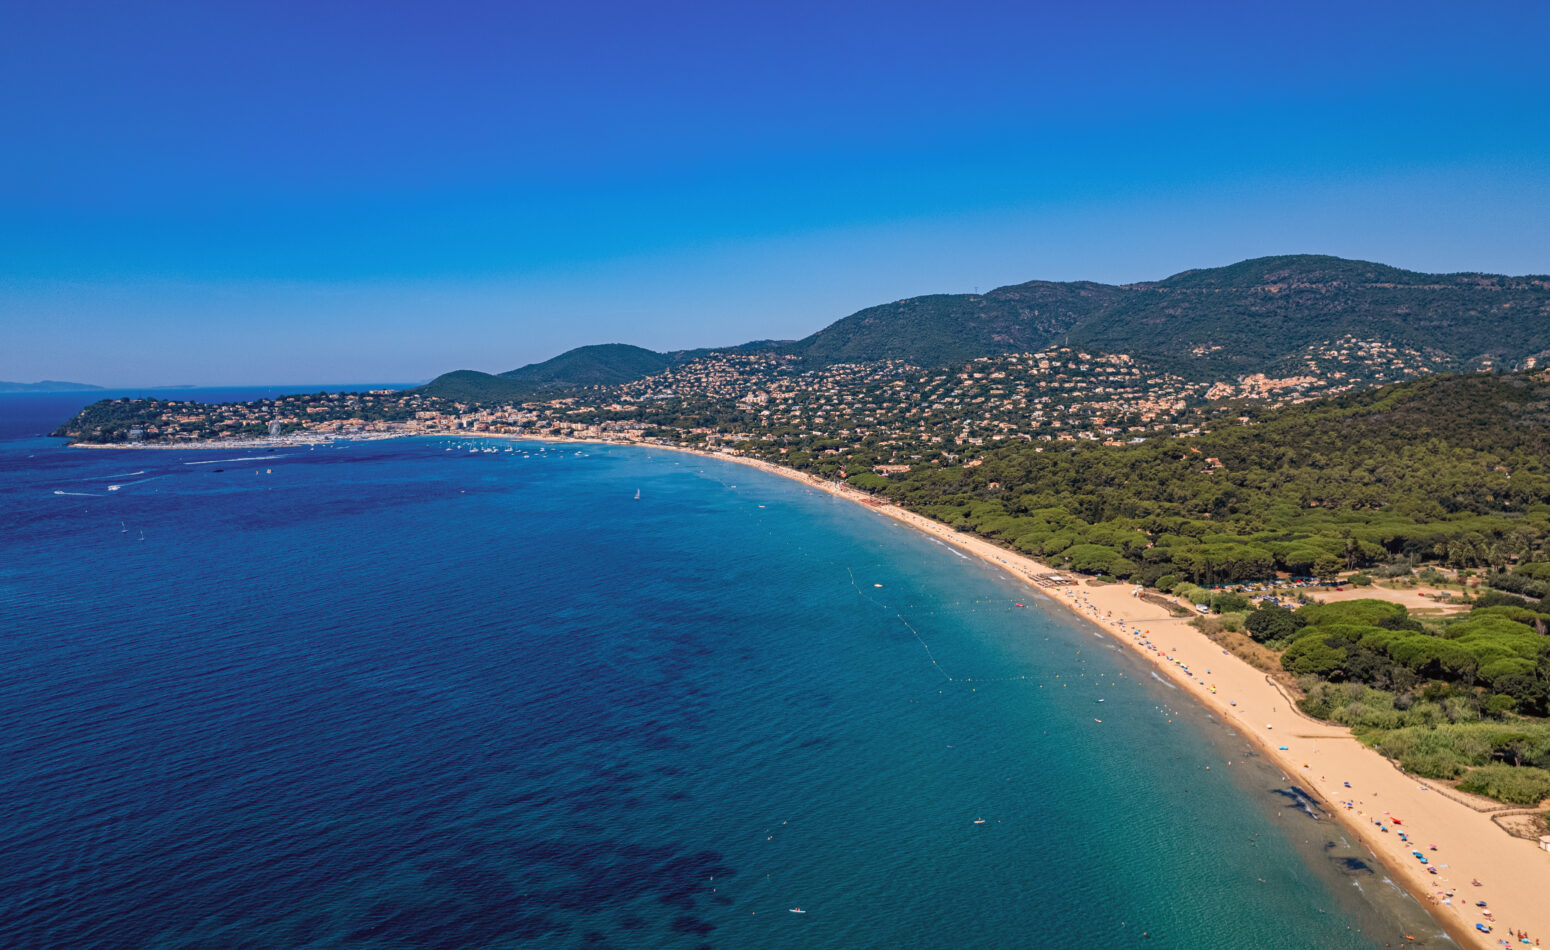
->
xmin=4 ymin=0 xmax=1548 ymax=386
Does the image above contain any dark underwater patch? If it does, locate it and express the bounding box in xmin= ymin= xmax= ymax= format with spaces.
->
xmin=1269 ymin=785 xmax=1322 ymax=820
xmin=1331 ymin=856 xmax=1375 ymax=875
xmin=671 ymin=914 xmax=715 ymax=935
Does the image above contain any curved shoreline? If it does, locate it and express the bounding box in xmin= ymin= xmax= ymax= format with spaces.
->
xmin=73 ymin=431 xmax=1550 ymax=947
xmin=650 ymin=444 xmax=1548 ymax=950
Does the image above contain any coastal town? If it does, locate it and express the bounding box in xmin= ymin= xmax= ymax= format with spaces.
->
xmin=53 ymin=337 xmax=1465 ymax=464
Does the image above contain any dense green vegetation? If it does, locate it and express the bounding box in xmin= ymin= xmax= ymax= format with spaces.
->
xmin=422 ymin=346 xmax=679 ymax=401
xmin=787 ymin=280 xmax=1119 ymax=367
xmin=1070 ymin=255 xmax=1550 ymax=379
xmin=829 ymin=372 xmax=1550 ymax=587
xmin=1488 ymin=562 xmax=1550 ymax=599
xmin=1282 ymin=600 xmax=1550 ymax=713
xmin=418 ymin=370 xmax=535 ymax=403
xmin=498 ymin=343 xmax=673 ymax=389
xmin=1289 ymin=600 xmax=1550 ymax=804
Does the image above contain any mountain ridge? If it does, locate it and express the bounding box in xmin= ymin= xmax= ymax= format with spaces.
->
xmin=421 ymin=255 xmax=1550 ymax=400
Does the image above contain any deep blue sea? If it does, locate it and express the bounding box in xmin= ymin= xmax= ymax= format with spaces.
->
xmin=0 ymin=392 xmax=1451 ymax=949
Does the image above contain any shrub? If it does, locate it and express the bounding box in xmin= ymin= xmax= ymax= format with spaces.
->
xmin=1349 ymin=573 xmax=1373 ymax=587
xmin=1211 ymin=591 xmax=1252 ymax=614
xmin=1174 ymin=583 xmax=1211 ymax=606
xmin=1489 ymin=571 xmax=1550 ymax=599
xmin=1473 ymin=590 xmax=1532 ymax=610
xmin=1398 ymin=749 xmax=1471 ymax=780
xmin=1246 ymin=602 xmax=1306 ymax=643
xmin=1456 ymin=765 xmax=1550 ymax=805
xmin=1485 ymin=694 xmax=1519 ymax=717
xmin=1154 ymin=573 xmax=1180 ymax=593
xmin=1191 ymin=615 xmax=1225 ymax=637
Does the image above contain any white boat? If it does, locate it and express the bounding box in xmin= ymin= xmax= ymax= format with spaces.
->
xmin=789 ymin=908 xmax=806 ymax=914
xmin=634 ymin=489 xmax=641 ymax=500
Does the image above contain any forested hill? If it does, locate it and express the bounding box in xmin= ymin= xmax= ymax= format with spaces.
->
xmin=855 ymin=370 xmax=1550 ymax=586
xmin=799 ymin=254 xmax=1550 ymax=379
xmin=418 ymin=344 xmax=675 ymax=400
xmin=498 ymin=343 xmax=672 ymax=389
xmin=1069 ymin=255 xmax=1550 ymax=379
xmin=785 ymin=279 xmax=1121 ymax=366
xmin=419 ymin=255 xmax=1550 ymax=399
xmin=417 ymin=370 xmax=534 ymax=402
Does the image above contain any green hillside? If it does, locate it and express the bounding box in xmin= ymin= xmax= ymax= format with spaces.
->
xmin=785 ymin=255 xmax=1550 ymax=378
xmin=860 ymin=370 xmax=1550 ymax=587
xmin=786 ymin=280 xmax=1119 ymax=366
xmin=417 ymin=370 xmax=534 ymax=403
xmin=437 ymin=256 xmax=1550 ymax=395
xmin=1068 ymin=255 xmax=1550 ymax=378
xmin=499 ymin=343 xmax=672 ymax=388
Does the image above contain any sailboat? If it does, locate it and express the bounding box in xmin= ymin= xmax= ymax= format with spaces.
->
xmin=634 ymin=489 xmax=641 ymax=500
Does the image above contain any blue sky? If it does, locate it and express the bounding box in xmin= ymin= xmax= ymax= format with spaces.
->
xmin=4 ymin=0 xmax=1548 ymax=386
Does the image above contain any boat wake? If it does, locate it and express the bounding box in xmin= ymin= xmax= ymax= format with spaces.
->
xmin=1149 ymin=670 xmax=1177 ymax=689
xmin=52 ymin=490 xmax=96 ymax=497
xmin=184 ymin=456 xmax=288 ymax=465
xmin=106 ymin=476 xmax=166 ymax=491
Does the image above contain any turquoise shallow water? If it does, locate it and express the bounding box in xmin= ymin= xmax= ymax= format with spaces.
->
xmin=0 ymin=398 xmax=1450 ymax=948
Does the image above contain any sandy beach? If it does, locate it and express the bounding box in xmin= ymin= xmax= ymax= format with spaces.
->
xmin=679 ymin=448 xmax=1550 ymax=950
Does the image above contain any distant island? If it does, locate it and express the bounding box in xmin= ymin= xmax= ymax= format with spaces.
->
xmin=0 ymin=380 xmax=104 ymax=393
